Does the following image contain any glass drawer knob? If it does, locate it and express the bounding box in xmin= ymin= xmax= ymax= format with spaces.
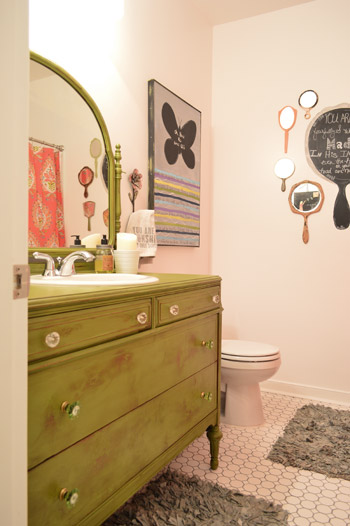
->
xmin=45 ymin=331 xmax=60 ymax=348
xmin=137 ymin=312 xmax=148 ymax=325
xmin=212 ymin=295 xmax=220 ymax=304
xmin=60 ymin=488 xmax=79 ymax=509
xmin=170 ymin=304 xmax=179 ymax=316
xmin=61 ymin=401 xmax=80 ymax=419
xmin=201 ymin=339 xmax=214 ymax=350
xmin=200 ymin=392 xmax=213 ymax=401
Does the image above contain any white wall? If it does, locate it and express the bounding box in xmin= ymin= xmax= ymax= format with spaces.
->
xmin=30 ymin=0 xmax=213 ymax=274
xmin=212 ymin=0 xmax=350 ymax=400
xmin=0 ymin=0 xmax=29 ymax=524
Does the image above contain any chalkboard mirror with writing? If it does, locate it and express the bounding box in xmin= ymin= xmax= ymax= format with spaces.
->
xmin=288 ymin=180 xmax=324 ymax=244
xmin=306 ymin=104 xmax=350 ymax=230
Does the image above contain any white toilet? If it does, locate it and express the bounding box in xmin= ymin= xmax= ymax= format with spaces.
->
xmin=221 ymin=339 xmax=281 ymax=426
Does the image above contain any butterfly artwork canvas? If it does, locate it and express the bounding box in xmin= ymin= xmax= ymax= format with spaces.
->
xmin=148 ymin=80 xmax=201 ymax=247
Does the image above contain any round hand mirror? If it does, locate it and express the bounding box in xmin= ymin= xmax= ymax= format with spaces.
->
xmin=298 ymin=90 xmax=318 ymax=119
xmin=288 ymin=180 xmax=324 ymax=244
xmin=274 ymin=158 xmax=295 ymax=192
xmin=278 ymin=106 xmax=297 ymax=153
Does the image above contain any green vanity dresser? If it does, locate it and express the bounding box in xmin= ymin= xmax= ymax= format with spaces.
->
xmin=28 ymin=273 xmax=223 ymax=525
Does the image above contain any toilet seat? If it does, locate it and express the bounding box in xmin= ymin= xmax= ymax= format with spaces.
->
xmin=222 ymin=339 xmax=280 ymax=363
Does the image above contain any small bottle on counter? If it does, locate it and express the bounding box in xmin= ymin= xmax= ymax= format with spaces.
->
xmin=70 ymin=234 xmax=86 ymax=248
xmin=95 ymin=235 xmax=114 ymax=273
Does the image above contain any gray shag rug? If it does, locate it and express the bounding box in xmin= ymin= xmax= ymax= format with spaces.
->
xmin=103 ymin=469 xmax=289 ymax=525
xmin=267 ymin=403 xmax=350 ymax=481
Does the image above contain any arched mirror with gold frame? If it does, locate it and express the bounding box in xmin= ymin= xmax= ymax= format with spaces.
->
xmin=29 ymin=51 xmax=121 ymax=260
xmin=288 ymin=180 xmax=324 ymax=244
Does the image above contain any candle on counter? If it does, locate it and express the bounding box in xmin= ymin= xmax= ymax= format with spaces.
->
xmin=116 ymin=233 xmax=138 ymax=250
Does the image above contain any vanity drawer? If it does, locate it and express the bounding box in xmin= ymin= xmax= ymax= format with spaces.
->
xmin=28 ymin=313 xmax=219 ymax=468
xmin=28 ymin=299 xmax=152 ymax=362
xmin=156 ymin=286 xmax=221 ymax=326
xmin=28 ymin=363 xmax=217 ymax=526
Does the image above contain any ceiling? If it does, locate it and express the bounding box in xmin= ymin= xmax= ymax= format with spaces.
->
xmin=190 ymin=0 xmax=316 ymax=26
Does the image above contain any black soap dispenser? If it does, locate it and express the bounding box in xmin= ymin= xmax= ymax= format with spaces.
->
xmin=70 ymin=235 xmax=86 ymax=248
xmin=95 ymin=235 xmax=114 ymax=273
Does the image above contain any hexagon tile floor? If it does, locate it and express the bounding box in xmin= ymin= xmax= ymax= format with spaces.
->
xmin=169 ymin=391 xmax=350 ymax=526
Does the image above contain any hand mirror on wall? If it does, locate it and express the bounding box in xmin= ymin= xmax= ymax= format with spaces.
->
xmin=274 ymin=158 xmax=295 ymax=192
xmin=78 ymin=166 xmax=94 ymax=198
xmin=288 ymin=180 xmax=324 ymax=243
xmin=90 ymin=138 xmax=102 ymax=178
xmin=278 ymin=106 xmax=297 ymax=153
xmin=102 ymin=154 xmax=108 ymax=190
xmin=298 ymin=90 xmax=318 ymax=119
xmin=306 ymin=104 xmax=350 ymax=229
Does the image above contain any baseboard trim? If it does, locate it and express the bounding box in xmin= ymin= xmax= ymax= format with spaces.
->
xmin=260 ymin=379 xmax=350 ymax=407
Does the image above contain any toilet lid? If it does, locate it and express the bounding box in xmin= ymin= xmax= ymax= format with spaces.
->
xmin=221 ymin=339 xmax=280 ymax=362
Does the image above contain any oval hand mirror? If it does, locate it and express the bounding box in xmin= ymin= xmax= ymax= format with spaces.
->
xmin=298 ymin=90 xmax=318 ymax=119
xmin=90 ymin=138 xmax=102 ymax=178
xmin=278 ymin=106 xmax=297 ymax=153
xmin=78 ymin=166 xmax=94 ymax=198
xmin=274 ymin=158 xmax=295 ymax=192
xmin=288 ymin=180 xmax=324 ymax=244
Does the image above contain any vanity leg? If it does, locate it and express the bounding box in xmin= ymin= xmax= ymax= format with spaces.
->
xmin=206 ymin=425 xmax=222 ymax=470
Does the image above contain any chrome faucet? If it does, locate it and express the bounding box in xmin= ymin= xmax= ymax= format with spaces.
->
xmin=59 ymin=251 xmax=95 ymax=276
xmin=32 ymin=252 xmax=57 ymax=277
xmin=33 ymin=251 xmax=95 ymax=277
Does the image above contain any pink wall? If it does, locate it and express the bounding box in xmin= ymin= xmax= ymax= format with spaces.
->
xmin=30 ymin=0 xmax=214 ymax=274
xmin=115 ymin=1 xmax=213 ymax=274
xmin=89 ymin=0 xmax=214 ymax=274
xmin=212 ymin=0 xmax=350 ymax=401
xmin=28 ymin=0 xmax=350 ymax=401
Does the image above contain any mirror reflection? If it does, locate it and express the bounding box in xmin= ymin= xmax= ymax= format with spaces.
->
xmin=298 ymin=90 xmax=318 ymax=119
xmin=289 ymin=180 xmax=324 ymax=243
xmin=274 ymin=158 xmax=295 ymax=192
xmin=278 ymin=106 xmax=297 ymax=153
xmin=291 ymin=182 xmax=321 ymax=212
xmin=29 ymin=59 xmax=108 ymax=248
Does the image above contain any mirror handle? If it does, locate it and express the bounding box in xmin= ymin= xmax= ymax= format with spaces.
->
xmin=284 ymin=130 xmax=289 ymax=154
xmin=302 ymin=217 xmax=309 ymax=244
xmin=333 ymin=183 xmax=350 ymax=230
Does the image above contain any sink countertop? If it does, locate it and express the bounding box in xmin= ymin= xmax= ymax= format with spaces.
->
xmin=28 ymin=273 xmax=222 ymax=317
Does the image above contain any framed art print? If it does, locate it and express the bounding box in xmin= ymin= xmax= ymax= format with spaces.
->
xmin=148 ymin=80 xmax=201 ymax=247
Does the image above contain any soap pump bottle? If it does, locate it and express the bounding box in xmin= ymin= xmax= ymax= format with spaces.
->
xmin=95 ymin=235 xmax=114 ymax=273
xmin=70 ymin=234 xmax=86 ymax=248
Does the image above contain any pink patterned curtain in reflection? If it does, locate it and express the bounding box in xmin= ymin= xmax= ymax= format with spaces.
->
xmin=28 ymin=143 xmax=66 ymax=247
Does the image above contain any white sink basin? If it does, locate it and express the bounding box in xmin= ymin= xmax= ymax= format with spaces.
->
xmin=30 ymin=273 xmax=159 ymax=286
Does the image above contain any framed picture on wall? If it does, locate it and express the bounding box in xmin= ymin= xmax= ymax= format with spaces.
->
xmin=148 ymin=80 xmax=201 ymax=247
